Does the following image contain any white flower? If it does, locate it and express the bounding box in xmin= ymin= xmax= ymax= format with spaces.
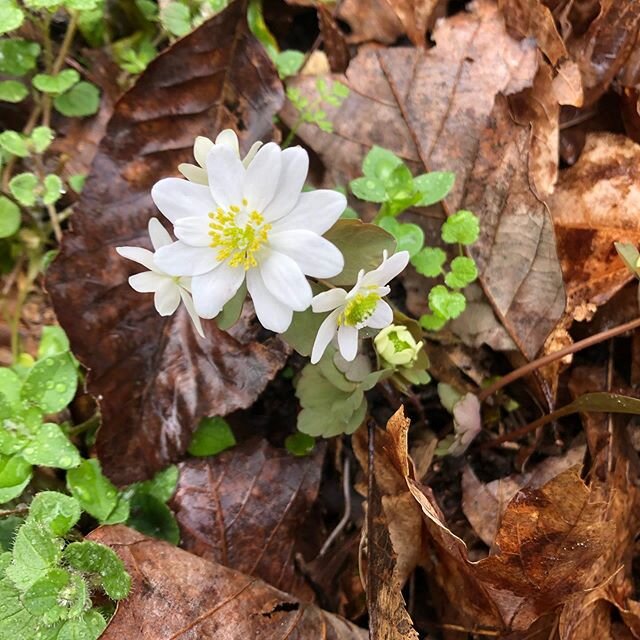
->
xmin=310 ymin=250 xmax=409 ymax=364
xmin=178 ymin=130 xmax=263 ymax=185
xmin=152 ymin=139 xmax=346 ymax=332
xmin=116 ymin=218 xmax=204 ymax=337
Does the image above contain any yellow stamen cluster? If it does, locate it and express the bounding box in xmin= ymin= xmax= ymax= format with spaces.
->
xmin=208 ymin=200 xmax=271 ymax=269
xmin=339 ymin=291 xmax=380 ymax=327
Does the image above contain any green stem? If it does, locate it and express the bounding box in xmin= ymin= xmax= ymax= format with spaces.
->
xmin=67 ymin=414 xmax=101 ymax=437
xmin=10 ymin=257 xmax=40 ymax=361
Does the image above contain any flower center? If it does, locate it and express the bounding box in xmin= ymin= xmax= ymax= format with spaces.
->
xmin=208 ymin=199 xmax=271 ymax=269
xmin=340 ymin=291 xmax=380 ymax=327
xmin=389 ymin=333 xmax=412 ymax=352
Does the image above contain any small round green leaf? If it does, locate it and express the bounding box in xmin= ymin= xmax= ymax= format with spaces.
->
xmin=0 ymin=131 xmax=29 ymax=157
xmin=37 ymin=325 xmax=70 ymax=359
xmin=21 ymin=351 xmax=78 ymax=413
xmin=275 ymin=50 xmax=304 ymax=79
xmin=413 ymin=171 xmax=455 ymax=206
xmin=9 ymin=172 xmax=38 ymax=207
xmin=0 ymin=80 xmax=28 ymax=103
xmin=161 ymin=2 xmax=192 ymax=36
xmin=30 ymin=126 xmax=55 ymax=153
xmin=53 ymin=81 xmax=100 ymax=117
xmin=362 ymin=146 xmax=403 ymax=181
xmin=444 ymin=256 xmax=478 ymax=289
xmin=28 ymin=491 xmax=81 ymax=536
xmin=350 ymin=176 xmax=386 ymax=203
xmin=127 ymin=493 xmax=180 ymax=544
xmin=32 ymin=69 xmax=80 ymax=95
xmin=0 ymin=453 xmax=31 ymax=489
xmin=43 ymin=174 xmax=64 ymax=205
xmin=428 ymin=285 xmax=466 ymax=320
xmin=419 ymin=312 xmax=447 ymax=332
xmin=0 ymin=39 xmax=40 ymax=76
xmin=21 ymin=423 xmax=81 ymax=470
xmin=378 ymin=217 xmax=424 ymax=257
xmin=285 ymin=432 xmax=315 ymax=457
xmin=411 ymin=246 xmax=446 ymax=277
xmin=66 ymin=459 xmax=120 ymax=523
xmin=0 ymin=196 xmax=20 ymax=238
xmin=188 ymin=417 xmax=235 ymax=457
xmin=441 ymin=210 xmax=480 ymax=245
xmin=0 ymin=2 xmax=24 ymax=35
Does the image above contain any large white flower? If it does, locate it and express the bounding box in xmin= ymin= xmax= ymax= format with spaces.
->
xmin=310 ymin=250 xmax=409 ymax=364
xmin=116 ymin=218 xmax=204 ymax=337
xmin=178 ymin=130 xmax=262 ymax=185
xmin=152 ymin=140 xmax=346 ymax=332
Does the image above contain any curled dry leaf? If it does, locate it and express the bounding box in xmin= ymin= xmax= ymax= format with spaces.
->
xmin=91 ymin=525 xmax=367 ymax=640
xmin=549 ymin=132 xmax=640 ymax=315
xmin=171 ymin=439 xmax=325 ymax=601
xmin=282 ymin=0 xmax=565 ymax=360
xmin=46 ymin=2 xmax=288 ymax=484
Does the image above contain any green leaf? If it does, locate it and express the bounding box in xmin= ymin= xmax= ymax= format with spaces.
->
xmin=0 ymin=472 xmax=31 ymax=504
xmin=22 ymin=567 xmax=72 ymax=622
xmin=0 ymin=80 xmax=27 ymax=103
xmin=38 ymin=326 xmax=70 ymax=359
xmin=0 ymin=2 xmax=24 ymax=35
xmin=68 ymin=174 xmax=86 ymax=193
xmin=441 ymin=210 xmax=480 ymax=245
xmin=0 ymin=516 xmax=23 ymax=552
xmin=64 ymin=0 xmax=101 ymax=8
xmin=66 ymin=459 xmax=121 ymax=523
xmin=413 ymin=172 xmax=455 ymax=206
xmin=0 ymin=131 xmax=29 ymax=157
xmin=445 ymin=256 xmax=478 ymax=289
xmin=161 ymin=2 xmax=192 ymax=37
xmin=284 ymin=432 xmax=315 ymax=457
xmin=53 ymin=82 xmax=100 ymax=117
xmin=28 ymin=492 xmax=81 ymax=536
xmin=21 ymin=351 xmax=77 ymax=413
xmin=349 ymin=176 xmax=386 ymax=203
xmin=281 ymin=303 xmax=327 ymax=357
xmin=63 ymin=541 xmax=131 ymax=600
xmin=32 ymin=69 xmax=80 ymax=95
xmin=419 ymin=312 xmax=448 ymax=331
xmin=0 ymin=196 xmax=20 ymax=238
xmin=43 ymin=174 xmax=63 ymax=205
xmin=30 ymin=126 xmax=55 ymax=154
xmin=188 ymin=416 xmax=235 ymax=456
xmin=22 ymin=423 xmax=81 ymax=469
xmin=614 ymin=241 xmax=640 ymax=278
xmin=0 ymin=368 xmax=21 ymax=405
xmin=377 ymin=217 xmax=424 ymax=257
xmin=362 ymin=146 xmax=403 ymax=181
xmin=8 ymin=172 xmax=38 ymax=207
xmin=6 ymin=521 xmax=62 ymax=590
xmin=215 ymin=281 xmax=246 ymax=330
xmin=132 ymin=465 xmax=178 ymax=503
xmin=428 ymin=285 xmax=466 ymax=320
xmin=411 ymin=246 xmax=446 ymax=277
xmin=247 ymin=0 xmax=278 ymax=59
xmin=275 ymin=50 xmax=304 ymax=79
xmin=127 ymin=493 xmax=179 ymax=544
xmin=0 ymin=39 xmax=40 ymax=76
xmin=0 ymin=453 xmax=31 ymax=489
xmin=58 ymin=610 xmax=106 ymax=640
xmin=323 ymin=220 xmax=396 ymax=286
xmin=385 ymin=163 xmax=415 ymax=201
xmin=24 ymin=0 xmax=62 ymax=7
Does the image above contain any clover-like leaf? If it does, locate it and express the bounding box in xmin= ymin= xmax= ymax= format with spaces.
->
xmin=21 ymin=352 xmax=77 ymax=413
xmin=419 ymin=312 xmax=448 ymax=331
xmin=161 ymin=2 xmax=192 ymax=37
xmin=428 ymin=285 xmax=466 ymax=320
xmin=53 ymin=81 xmax=100 ymax=117
xmin=445 ymin=256 xmax=478 ymax=289
xmin=9 ymin=172 xmax=38 ymax=207
xmin=0 ymin=131 xmax=29 ymax=157
xmin=0 ymin=197 xmax=20 ymax=239
xmin=0 ymin=454 xmax=31 ymax=491
xmin=22 ymin=423 xmax=81 ymax=470
xmin=0 ymin=80 xmax=28 ymax=103
xmin=28 ymin=492 xmax=81 ymax=537
xmin=362 ymin=145 xmax=403 ymax=181
xmin=441 ymin=209 xmax=480 ymax=245
xmin=411 ymin=246 xmax=447 ymax=277
xmin=32 ymin=69 xmax=80 ymax=95
xmin=30 ymin=126 xmax=54 ymax=154
xmin=350 ymin=176 xmax=386 ymax=203
xmin=0 ymin=39 xmax=40 ymax=76
xmin=414 ymin=171 xmax=455 ymax=206
xmin=57 ymin=610 xmax=106 ymax=640
xmin=0 ymin=2 xmax=24 ymax=36
xmin=42 ymin=175 xmax=63 ymax=205
xmin=378 ymin=217 xmax=424 ymax=257
xmin=275 ymin=50 xmax=304 ymax=79
xmin=284 ymin=432 xmax=316 ymax=457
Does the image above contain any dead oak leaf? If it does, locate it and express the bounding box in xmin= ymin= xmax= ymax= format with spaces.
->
xmin=91 ymin=526 xmax=367 ymax=640
xmin=170 ymin=439 xmax=325 ymax=602
xmin=46 ymin=1 xmax=287 ymax=484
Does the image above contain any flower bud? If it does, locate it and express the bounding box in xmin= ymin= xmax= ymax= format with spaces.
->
xmin=374 ymin=324 xmax=423 ymax=367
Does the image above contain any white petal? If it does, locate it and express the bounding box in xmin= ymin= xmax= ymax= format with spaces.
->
xmin=268 ymin=230 xmax=343 ymax=278
xmin=261 ymin=146 xmax=308 ymax=222
xmin=243 ymin=142 xmax=282 ymax=212
xmin=242 ymin=141 xmax=263 ymax=167
xmin=214 ymin=130 xmax=240 ymax=158
xmin=206 ymin=145 xmax=245 ymax=209
xmin=154 ymin=279 xmax=181 ymax=315
xmin=271 ymin=190 xmax=346 ymax=235
xmin=174 ymin=216 xmax=211 ymax=247
xmin=259 ymin=250 xmax=312 ymax=312
xmin=361 ymin=251 xmax=410 ymax=287
xmin=194 ymin=136 xmax=215 ymax=167
xmin=116 ymin=246 xmax=156 ymax=272
xmin=366 ymin=300 xmax=393 ymax=329
xmin=310 ymin=308 xmax=340 ymax=364
xmin=178 ymin=163 xmax=208 ymax=185
xmin=179 ymin=288 xmax=205 ymax=337
xmin=129 ymin=271 xmax=166 ymax=293
xmin=151 ymin=178 xmax=215 ymax=223
xmin=148 ymin=217 xmax=172 ymax=250
xmin=154 ymin=241 xmax=217 ymax=276
xmin=246 ymin=268 xmax=293 ymax=332
xmin=191 ymin=262 xmax=245 ymax=319
xmin=337 ymin=324 xmax=359 ymax=361
xmin=312 ymin=288 xmax=347 ymax=312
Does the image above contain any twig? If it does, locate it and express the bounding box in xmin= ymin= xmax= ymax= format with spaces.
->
xmin=0 ymin=506 xmax=29 ymax=518
xmin=318 ymin=455 xmax=351 ymax=557
xmin=478 ymin=316 xmax=640 ymax=404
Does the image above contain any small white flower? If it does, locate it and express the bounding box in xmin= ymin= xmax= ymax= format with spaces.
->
xmin=178 ymin=130 xmax=263 ymax=185
xmin=116 ymin=218 xmax=204 ymax=337
xmin=310 ymin=250 xmax=409 ymax=364
xmin=152 ymin=138 xmax=346 ymax=332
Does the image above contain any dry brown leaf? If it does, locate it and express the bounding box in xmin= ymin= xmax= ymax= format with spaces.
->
xmin=552 ymin=59 xmax=584 ymax=107
xmin=171 ymin=439 xmax=325 ymax=601
xmin=282 ymin=0 xmax=565 ymax=360
xmin=46 ymin=3 xmax=288 ymax=484
xmin=317 ymin=5 xmax=350 ymax=73
xmin=461 ymin=444 xmax=586 ymax=547
xmin=549 ymin=132 xmax=640 ymax=314
xmin=91 ymin=526 xmax=367 ymax=639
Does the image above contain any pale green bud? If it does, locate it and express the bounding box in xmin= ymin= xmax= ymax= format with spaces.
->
xmin=374 ymin=324 xmax=423 ymax=367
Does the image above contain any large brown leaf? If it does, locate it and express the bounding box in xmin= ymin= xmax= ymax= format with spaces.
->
xmin=46 ymin=2 xmax=288 ymax=484
xmin=282 ymin=0 xmax=565 ymax=360
xmin=549 ymin=132 xmax=640 ymax=314
xmin=91 ymin=526 xmax=367 ymax=639
xmin=171 ymin=439 xmax=325 ymax=601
